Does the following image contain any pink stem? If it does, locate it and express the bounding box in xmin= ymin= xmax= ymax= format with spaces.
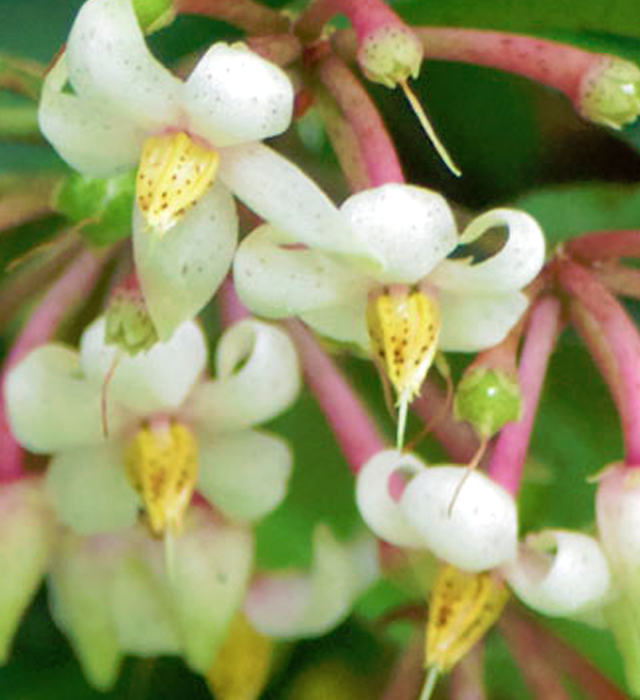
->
xmin=595 ymin=264 xmax=640 ymax=300
xmin=487 ymin=296 xmax=561 ymax=494
xmin=318 ymin=55 xmax=404 ymax=187
xmin=449 ymin=644 xmax=487 ymax=700
xmin=380 ymin=635 xmax=424 ymax=700
xmin=0 ymin=249 xmax=105 ymax=482
xmin=557 ymin=258 xmax=640 ymax=466
xmin=566 ymin=230 xmax=640 ymax=262
xmin=218 ymin=276 xmax=250 ymax=327
xmin=174 ymin=0 xmax=288 ymax=34
xmin=286 ymin=320 xmax=386 ymax=475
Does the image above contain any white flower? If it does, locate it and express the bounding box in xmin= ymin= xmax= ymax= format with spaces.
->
xmin=355 ymin=449 xmax=518 ymax=572
xmin=5 ymin=316 xmax=301 ymax=537
xmin=39 ymin=0 xmax=363 ymax=338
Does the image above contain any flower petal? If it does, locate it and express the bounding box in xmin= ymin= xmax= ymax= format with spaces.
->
xmin=233 ymin=224 xmax=369 ymax=319
xmin=340 ymin=184 xmax=458 ymax=283
xmin=430 ymin=208 xmax=545 ymax=293
xmin=197 ymin=429 xmax=292 ymax=522
xmin=183 ymin=43 xmax=293 ymax=148
xmin=400 ymin=466 xmax=518 ymax=572
xmin=66 ymin=0 xmax=182 ymax=131
xmin=244 ymin=526 xmax=368 ymax=638
xmin=301 ymin=300 xmax=370 ymax=349
xmin=133 ymin=182 xmax=238 ymax=340
xmin=38 ymin=55 xmax=144 ymax=177
xmin=356 ymin=449 xmax=426 ymax=548
xmin=503 ymin=530 xmax=612 ymax=617
xmin=219 ymin=143 xmax=376 ymax=261
xmin=5 ymin=344 xmax=110 ymax=453
xmin=438 ymin=290 xmax=529 ymax=353
xmin=80 ymin=316 xmax=207 ymax=416
xmin=189 ymin=320 xmax=300 ymax=432
xmin=169 ymin=510 xmax=254 ymax=672
xmin=47 ymin=443 xmax=139 ymax=535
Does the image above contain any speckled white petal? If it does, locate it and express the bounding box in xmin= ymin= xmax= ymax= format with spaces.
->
xmin=47 ymin=443 xmax=139 ymax=536
xmin=66 ymin=0 xmax=182 ymax=131
xmin=341 ymin=184 xmax=458 ymax=283
xmin=189 ymin=320 xmax=300 ymax=432
xmin=5 ymin=345 xmax=110 ymax=453
xmin=168 ymin=510 xmax=254 ymax=672
xmin=504 ymin=530 xmax=612 ymax=617
xmin=133 ymin=182 xmax=238 ymax=340
xmin=300 ymin=299 xmax=370 ymax=349
xmin=183 ymin=43 xmax=293 ymax=148
xmin=38 ymin=55 xmax=144 ymax=177
xmin=437 ymin=290 xmax=529 ymax=353
xmin=430 ymin=208 xmax=545 ymax=293
xmin=197 ymin=429 xmax=292 ymax=522
xmin=356 ymin=449 xmax=426 ymax=548
xmin=400 ymin=466 xmax=518 ymax=572
xmin=219 ymin=143 xmax=376 ymax=261
xmin=233 ymin=225 xmax=368 ymax=319
xmin=244 ymin=526 xmax=359 ymax=638
xmin=79 ymin=317 xmax=207 ymax=415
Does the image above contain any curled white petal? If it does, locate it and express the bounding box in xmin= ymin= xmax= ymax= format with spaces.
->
xmin=300 ymin=300 xmax=370 ymax=349
xmin=355 ymin=449 xmax=425 ymax=548
xmin=66 ymin=0 xmax=182 ymax=130
xmin=133 ymin=182 xmax=238 ymax=340
xmin=233 ymin=225 xmax=369 ymax=319
xmin=400 ymin=466 xmax=518 ymax=571
xmin=189 ymin=320 xmax=300 ymax=432
xmin=504 ymin=530 xmax=612 ymax=617
xmin=38 ymin=55 xmax=143 ymax=177
xmin=80 ymin=317 xmax=207 ymax=415
xmin=244 ymin=525 xmax=363 ymax=638
xmin=184 ymin=43 xmax=293 ymax=148
xmin=430 ymin=208 xmax=545 ymax=293
xmin=197 ymin=429 xmax=292 ymax=523
xmin=438 ymin=290 xmax=529 ymax=353
xmin=341 ymin=184 xmax=458 ymax=283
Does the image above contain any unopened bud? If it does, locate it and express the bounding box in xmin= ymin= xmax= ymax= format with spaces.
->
xmin=358 ymin=25 xmax=423 ymax=89
xmin=105 ymin=278 xmax=158 ymax=355
xmin=579 ymin=57 xmax=640 ymax=130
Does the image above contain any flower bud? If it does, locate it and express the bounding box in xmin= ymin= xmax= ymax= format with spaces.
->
xmin=53 ymin=171 xmax=136 ymax=246
xmin=105 ymin=277 xmax=159 ymax=355
xmin=579 ymin=56 xmax=640 ymax=129
xmin=357 ymin=25 xmax=423 ymax=88
xmin=453 ymin=368 xmax=522 ymax=438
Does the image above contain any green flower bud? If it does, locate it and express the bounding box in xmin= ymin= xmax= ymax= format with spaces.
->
xmin=53 ymin=171 xmax=136 ymax=246
xmin=105 ymin=282 xmax=159 ymax=356
xmin=358 ymin=25 xmax=423 ymax=88
xmin=453 ymin=368 xmax=522 ymax=438
xmin=580 ymin=57 xmax=640 ymax=130
xmin=132 ymin=0 xmax=175 ymax=33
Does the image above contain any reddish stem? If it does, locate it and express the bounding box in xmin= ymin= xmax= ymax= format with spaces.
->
xmin=380 ymin=634 xmax=425 ymax=700
xmin=488 ymin=296 xmax=561 ymax=494
xmin=0 ymin=249 xmax=105 ymax=482
xmin=567 ymin=230 xmax=640 ymax=262
xmin=449 ymin=644 xmax=487 ymax=700
xmin=286 ymin=320 xmax=386 ymax=475
xmin=318 ymin=55 xmax=404 ymax=187
xmin=245 ymin=35 xmax=302 ymax=67
xmin=174 ymin=0 xmax=288 ymax=35
xmin=596 ymin=264 xmax=640 ymax=300
xmin=218 ymin=275 xmax=250 ymax=327
xmin=557 ymin=258 xmax=640 ymax=466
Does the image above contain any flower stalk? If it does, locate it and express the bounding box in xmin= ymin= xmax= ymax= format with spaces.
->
xmin=175 ymin=0 xmax=288 ymax=35
xmin=566 ymin=229 xmax=640 ymax=262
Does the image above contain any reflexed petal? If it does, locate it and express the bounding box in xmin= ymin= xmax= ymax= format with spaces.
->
xmin=38 ymin=55 xmax=144 ymax=177
xmin=184 ymin=43 xmax=293 ymax=148
xmin=197 ymin=429 xmax=292 ymax=522
xmin=133 ymin=182 xmax=238 ymax=340
xmin=430 ymin=208 xmax=545 ymax=292
xmin=219 ymin=143 xmax=376 ymax=261
xmin=47 ymin=443 xmax=139 ymax=535
xmin=301 ymin=300 xmax=370 ymax=349
xmin=437 ymin=290 xmax=529 ymax=353
xmin=233 ymin=224 xmax=369 ymax=319
xmin=0 ymin=480 xmax=54 ymax=663
xmin=80 ymin=317 xmax=207 ymax=415
xmin=340 ymin=184 xmax=458 ymax=283
xmin=169 ymin=510 xmax=254 ymax=672
xmin=5 ymin=344 xmax=111 ymax=453
xmin=400 ymin=466 xmax=518 ymax=572
xmin=244 ymin=526 xmax=362 ymax=637
xmin=189 ymin=320 xmax=300 ymax=432
xmin=66 ymin=0 xmax=182 ymax=130
xmin=49 ymin=533 xmax=124 ymax=689
xmin=356 ymin=449 xmax=425 ymax=548
xmin=504 ymin=530 xmax=612 ymax=617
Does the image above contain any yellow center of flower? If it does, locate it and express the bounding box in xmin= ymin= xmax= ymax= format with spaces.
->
xmin=366 ymin=286 xmax=441 ymax=447
xmin=124 ymin=420 xmax=198 ymax=536
xmin=136 ymin=131 xmax=220 ymax=235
